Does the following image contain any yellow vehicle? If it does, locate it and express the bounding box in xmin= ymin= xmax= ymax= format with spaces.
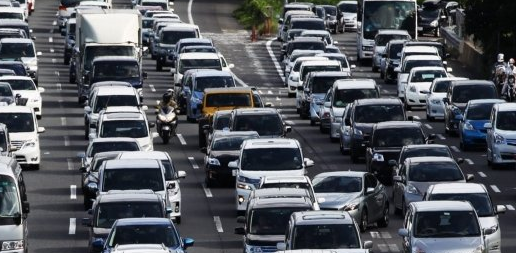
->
xmin=198 ymin=87 xmax=259 ymax=147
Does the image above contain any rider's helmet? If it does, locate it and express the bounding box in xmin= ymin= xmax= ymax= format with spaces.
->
xmin=510 ymin=58 xmax=515 ymax=66
xmin=498 ymin=53 xmax=505 ymax=63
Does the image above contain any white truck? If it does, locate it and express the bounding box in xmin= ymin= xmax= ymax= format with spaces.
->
xmin=74 ymin=9 xmax=144 ymax=102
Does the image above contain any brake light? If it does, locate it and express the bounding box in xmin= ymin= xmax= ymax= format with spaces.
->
xmin=59 ymin=5 xmax=66 ymax=11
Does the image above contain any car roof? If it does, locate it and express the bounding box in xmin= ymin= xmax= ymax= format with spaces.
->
xmin=93 ymin=56 xmax=137 ymax=62
xmin=314 ymin=171 xmax=365 ymax=178
xmin=300 ymin=60 xmax=340 ymax=66
xmin=179 ymin=52 xmax=219 ymax=60
xmin=292 ymin=211 xmax=353 ymax=225
xmin=410 ymin=66 xmax=446 ymax=72
xmin=98 ymin=190 xmax=161 ymax=202
xmin=404 ymin=55 xmax=441 ymax=61
xmin=428 ymin=183 xmax=486 ymax=194
xmin=252 ymin=188 xmax=310 ymax=197
xmin=161 ymin=26 xmax=197 ymax=32
xmin=403 ymin=46 xmax=439 ymax=53
xmin=233 ymin=107 xmax=277 ymax=114
xmin=0 ymin=61 xmax=24 ymax=65
xmin=103 ymin=159 xmax=161 ymax=170
xmin=403 ymin=144 xmax=449 ymax=149
xmin=374 ymin=121 xmax=421 ymax=129
xmin=118 ymin=151 xmax=169 ymax=160
xmin=115 ymin=217 xmax=171 ymax=226
xmin=495 ymin=102 xmax=516 ymax=112
xmin=0 ymin=38 xmax=31 ymax=43
xmin=0 ymin=76 xmax=33 ymax=81
xmin=262 ymin=176 xmax=309 ymax=184
xmin=193 ymin=70 xmax=232 ymax=78
xmin=178 ymin=38 xmax=212 ymax=44
xmin=406 ymin=156 xmax=456 ymax=163
xmin=451 ymin=80 xmax=494 ymax=87
xmin=91 ymin=137 xmax=138 ymax=144
xmin=354 ymin=98 xmax=401 ymax=106
xmin=334 ymin=79 xmax=376 ymax=89
xmin=212 ymin=130 xmax=259 ymax=139
xmin=290 ymin=17 xmax=323 ymax=23
xmin=96 ymin=86 xmax=137 ymax=96
xmin=301 ymin=30 xmax=330 ymax=36
xmin=251 ymin=197 xmax=313 ymax=209
xmin=243 ymin=138 xmax=298 ymax=149
xmin=412 ymin=200 xmax=475 ymax=212
xmin=467 ymin=99 xmax=506 ymax=105
xmin=0 ymin=105 xmax=32 ymax=113
xmin=376 ymin=29 xmax=410 ymax=35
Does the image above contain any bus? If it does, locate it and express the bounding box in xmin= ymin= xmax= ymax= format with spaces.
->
xmin=356 ymin=0 xmax=417 ymax=62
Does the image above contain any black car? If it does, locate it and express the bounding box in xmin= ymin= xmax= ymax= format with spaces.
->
xmin=348 ymin=98 xmax=408 ymax=163
xmin=282 ymin=37 xmax=326 ymax=61
xmin=390 ymin=144 xmax=463 ymax=171
xmin=0 ymin=61 xmax=27 ymax=76
xmin=201 ymin=131 xmax=259 ymax=187
xmin=155 ymin=27 xmax=198 ymax=71
xmin=229 ymin=108 xmax=292 ymax=138
xmin=443 ymin=80 xmax=498 ymax=135
xmin=365 ymin=121 xmax=433 ymax=184
xmin=417 ymin=0 xmax=446 ymax=37
xmin=382 ymin=39 xmax=407 ymax=83
xmin=81 ymin=151 xmax=122 ymax=209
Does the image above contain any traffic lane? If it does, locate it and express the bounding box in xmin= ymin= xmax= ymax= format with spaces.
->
xmin=188 ymin=0 xmax=243 ymax=33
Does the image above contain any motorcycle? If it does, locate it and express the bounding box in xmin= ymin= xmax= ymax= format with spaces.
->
xmin=155 ymin=100 xmax=179 ymax=144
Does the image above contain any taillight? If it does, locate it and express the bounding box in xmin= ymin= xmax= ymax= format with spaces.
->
xmin=59 ymin=5 xmax=66 ymax=11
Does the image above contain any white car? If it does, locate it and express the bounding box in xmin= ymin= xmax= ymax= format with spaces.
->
xmin=0 ymin=76 xmax=44 ymax=119
xmin=297 ymin=60 xmax=342 ymax=97
xmin=425 ymin=183 xmax=506 ymax=253
xmin=372 ymin=29 xmax=411 ymax=72
xmin=337 ymin=1 xmax=358 ymax=32
xmin=287 ymin=56 xmax=328 ymax=97
xmin=0 ymin=38 xmax=41 ymax=84
xmin=0 ymin=106 xmax=44 ymax=169
xmin=404 ymin=66 xmax=448 ymax=110
xmin=485 ymin=103 xmax=516 ymax=168
xmin=425 ymin=77 xmax=468 ymax=121
xmin=78 ymin=1 xmax=111 ymax=9
xmin=396 ymin=55 xmax=445 ymax=101
xmin=172 ymin=52 xmax=233 ymax=85
xmin=284 ymin=49 xmax=325 ymax=79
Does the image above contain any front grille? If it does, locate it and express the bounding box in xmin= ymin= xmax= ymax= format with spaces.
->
xmin=15 ymin=155 xmax=26 ymax=163
xmin=500 ymin=153 xmax=516 ymax=160
xmin=11 ymin=140 xmax=24 ymax=149
xmin=419 ymin=100 xmax=426 ymax=103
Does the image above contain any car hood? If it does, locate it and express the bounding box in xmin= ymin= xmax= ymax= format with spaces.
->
xmin=410 ymin=180 xmax=466 ymax=196
xmin=9 ymin=132 xmax=36 ymax=142
xmin=0 ymin=224 xmax=23 ymax=241
xmin=315 ymin=192 xmax=361 ymax=209
xmin=239 ymin=169 xmax=305 ymax=180
xmin=412 ymin=237 xmax=482 ymax=253
xmin=413 ymin=82 xmax=432 ymax=92
xmin=13 ymin=90 xmax=40 ymax=99
xmin=466 ymin=119 xmax=489 ymax=130
xmin=0 ymin=96 xmax=14 ymax=105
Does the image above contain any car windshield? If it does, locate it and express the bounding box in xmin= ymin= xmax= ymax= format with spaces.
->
xmin=0 ymin=112 xmax=33 ymax=132
xmin=241 ymin=148 xmax=302 ymax=171
xmin=250 ymin=207 xmax=308 ymax=235
xmin=452 ymin=85 xmax=497 ymax=103
xmin=141 ymin=1 xmax=167 ymax=9
xmin=414 ymin=211 xmax=480 ymax=238
xmin=403 ymin=60 xmax=443 ymax=73
xmin=312 ymin=76 xmax=341 ymax=93
xmin=205 ymin=93 xmax=250 ymax=107
xmin=400 ymin=147 xmax=451 ymax=163
xmin=0 ymin=42 xmax=34 ymax=58
xmin=323 ymin=6 xmax=337 ymax=16
xmin=84 ymin=46 xmax=134 ymax=71
xmin=93 ymin=61 xmax=140 ymax=79
xmin=3 ymin=79 xmax=35 ymax=90
xmin=194 ymin=76 xmax=235 ymax=92
xmin=338 ymin=3 xmax=357 ymax=13
xmin=291 ymin=20 xmax=325 ymax=30
xmin=0 ymin=13 xmax=23 ymax=20
xmin=103 ymin=168 xmax=164 ymax=192
xmin=465 ymin=103 xmax=496 ymax=120
xmin=233 ymin=114 xmax=283 ymax=136
xmin=91 ymin=156 xmax=117 ymax=172
xmin=161 ymin=30 xmax=197 ymax=45
xmin=100 ymin=120 xmax=148 ymax=139
xmin=179 ymin=59 xmax=221 ymax=74
xmin=301 ymin=65 xmax=341 ymax=80
xmin=373 ymin=128 xmax=425 ymax=147
xmin=95 ymin=202 xmax=163 ymax=228
xmin=142 ymin=19 xmax=154 ymax=29
xmin=410 ymin=70 xmax=446 ymax=82
xmin=212 ymin=136 xmax=255 ymax=151
xmin=313 ymin=176 xmax=362 ymax=193
xmin=293 ymin=224 xmax=359 ymax=249
xmin=408 ymin=162 xmax=464 ymax=182
xmin=496 ymin=111 xmax=516 ymax=130
xmin=326 ymin=56 xmax=349 ymax=68
xmin=0 ymin=175 xmax=20 ymax=217
xmin=93 ymin=95 xmax=139 ymax=113
xmin=420 ymin=8 xmax=440 ymax=19
xmin=0 ymin=85 xmax=11 ymax=96
xmin=214 ymin=114 xmax=230 ymax=130
xmin=354 ymin=104 xmax=404 ymax=123
xmin=375 ymin=34 xmax=410 ymax=47
xmin=0 ymin=131 xmax=6 ymax=151
xmin=389 ymin=43 xmax=404 ymax=59
xmin=89 ymin=142 xmax=139 ymax=157
xmin=432 ymin=80 xmax=451 ymax=92
xmin=291 ymin=42 xmax=326 ymax=53
xmin=333 ymin=89 xmax=379 ymax=108
xmin=108 ymin=224 xmax=179 ymax=247
xmin=428 ymin=193 xmax=494 ymax=217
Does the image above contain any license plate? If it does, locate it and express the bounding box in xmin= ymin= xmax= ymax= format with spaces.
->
xmin=417 ymin=27 xmax=423 ymax=31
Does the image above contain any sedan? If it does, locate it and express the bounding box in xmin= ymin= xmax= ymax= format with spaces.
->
xmin=313 ymin=171 xmax=389 ymax=232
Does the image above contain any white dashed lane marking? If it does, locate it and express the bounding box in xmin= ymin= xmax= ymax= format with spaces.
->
xmin=49 ymin=37 xmax=53 ymax=43
xmin=478 ymin=172 xmax=487 ymax=178
xmin=213 ymin=216 xmax=223 ymax=233
xmin=64 ymin=136 xmax=70 ymax=146
xmin=490 ymin=185 xmax=501 ymax=193
xmin=450 ymin=146 xmax=460 ymax=152
xmin=70 ymin=185 xmax=76 ymax=200
xmin=188 ymin=157 xmax=199 ymax=169
xmin=424 ymin=123 xmax=433 ymax=129
xmin=464 ymin=159 xmax=474 ymax=165
xmin=149 ymin=84 xmax=156 ymax=92
xmin=60 ymin=117 xmax=66 ymax=126
xmin=202 ymin=183 xmax=212 ymax=198
xmin=69 ymin=218 xmax=76 ymax=235
xmin=506 ymin=205 xmax=515 ymax=211
xmin=176 ymin=134 xmax=187 ymax=145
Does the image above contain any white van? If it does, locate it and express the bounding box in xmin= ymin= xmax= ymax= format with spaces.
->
xmin=0 ymin=106 xmax=44 ymax=169
xmin=173 ymin=52 xmax=225 ymax=86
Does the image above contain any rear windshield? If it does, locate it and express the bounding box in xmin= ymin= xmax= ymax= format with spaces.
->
xmin=496 ymin=111 xmax=516 ymax=131
xmin=403 ymin=60 xmax=443 ymax=73
xmin=410 ymin=70 xmax=446 ymax=83
xmin=0 ymin=112 xmax=33 ymax=132
xmin=161 ymin=30 xmax=197 ymax=45
xmin=400 ymin=147 xmax=451 ymax=163
xmin=408 ymin=162 xmax=463 ymax=182
xmin=100 ymin=120 xmax=148 ymax=139
xmin=90 ymin=142 xmax=140 ymax=157
xmin=95 ymin=202 xmax=163 ymax=228
xmin=290 ymin=42 xmax=326 ymax=54
xmin=451 ymin=85 xmax=497 ymax=103
xmin=333 ymin=89 xmax=379 ymax=108
xmin=338 ymin=3 xmax=357 ymax=13
xmin=0 ymin=42 xmax=34 ymax=58
xmin=103 ymin=168 xmax=164 ymax=192
xmin=205 ymin=93 xmax=251 ymax=107
xmin=465 ymin=103 xmax=496 ymax=120
xmin=179 ymin=59 xmax=221 ymax=74
xmin=194 ymin=76 xmax=235 ymax=92
xmin=373 ymin=127 xmax=425 ymax=147
xmin=291 ymin=20 xmax=325 ymax=30
xmin=389 ymin=43 xmax=404 ymax=59
xmin=212 ymin=135 xmax=256 ymax=151
xmin=311 ymin=76 xmax=342 ymax=93
xmin=301 ymin=65 xmax=341 ymax=80
xmin=354 ymin=104 xmax=404 ymax=123
xmin=233 ymin=114 xmax=283 ymax=136
xmin=432 ymin=80 xmax=451 ymax=92
xmin=293 ymin=224 xmax=360 ymax=249
xmin=428 ymin=193 xmax=494 ymax=217
xmin=250 ymin=207 xmax=309 ymax=235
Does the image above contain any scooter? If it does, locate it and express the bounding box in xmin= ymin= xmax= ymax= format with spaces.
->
xmin=155 ymin=100 xmax=179 ymax=144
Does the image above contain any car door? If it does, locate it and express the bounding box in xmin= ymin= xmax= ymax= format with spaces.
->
xmin=393 ymin=163 xmax=407 ymax=209
xmin=364 ymin=173 xmax=384 ymax=221
xmin=486 ymin=107 xmax=496 ymax=157
xmin=401 ymin=207 xmax=413 ymax=253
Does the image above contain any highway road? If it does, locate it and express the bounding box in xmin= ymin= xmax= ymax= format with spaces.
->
xmin=25 ymin=0 xmax=516 ymax=252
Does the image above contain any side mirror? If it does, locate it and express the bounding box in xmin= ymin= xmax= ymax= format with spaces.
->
xmin=182 ymin=238 xmax=194 ymax=249
xmin=442 ymin=97 xmax=450 ymax=104
xmin=398 ymin=228 xmax=409 ymax=237
xmin=167 ymin=182 xmax=176 ymax=190
xmin=456 ymin=158 xmax=464 ymax=164
xmin=228 ymin=63 xmax=235 ymax=69
xmin=84 ymin=106 xmax=92 ymax=113
xmin=496 ymin=205 xmax=506 ymax=214
xmin=277 ymin=243 xmax=286 ymax=251
xmin=200 ymin=147 xmax=207 ymax=154
xmin=466 ymin=174 xmax=474 ymax=182
xmin=278 ymin=18 xmax=283 ymax=24
xmin=393 ymin=175 xmax=403 ymax=183
xmin=303 ymin=158 xmax=314 ymax=167
xmin=37 ymin=127 xmax=45 ymax=133
xmin=236 ymin=216 xmax=246 ymax=223
xmin=365 ymin=187 xmax=375 ymax=195
xmin=446 ymin=67 xmax=453 ymax=73
xmin=148 ymin=122 xmax=156 ymax=128
xmin=324 ymin=101 xmax=331 ymax=108
xmin=484 ymin=122 xmax=492 ymax=129
xmin=363 ymin=241 xmax=373 ymax=249
xmin=285 ymin=125 xmax=292 ymax=134
xmin=234 ymin=227 xmax=245 ymax=235
xmin=81 ymin=218 xmax=92 ymax=227
xmin=228 ymin=161 xmax=238 ymax=169
xmin=177 ymin=171 xmax=187 ymax=179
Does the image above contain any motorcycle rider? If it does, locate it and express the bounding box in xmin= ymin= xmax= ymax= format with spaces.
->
xmin=159 ymin=89 xmax=178 ymax=109
xmin=509 ymin=58 xmax=515 ymax=72
xmin=501 ymin=72 xmax=516 ymax=101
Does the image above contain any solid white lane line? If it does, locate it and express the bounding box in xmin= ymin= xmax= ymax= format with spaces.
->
xmin=424 ymin=123 xmax=433 ymax=129
xmin=188 ymin=157 xmax=199 ymax=169
xmin=187 ymin=0 xmax=194 ymax=24
xmin=265 ymin=39 xmax=285 ymax=83
xmin=67 ymin=158 xmax=74 ymax=171
xmin=176 ymin=134 xmax=186 ymax=145
xmin=450 ymin=146 xmax=460 ymax=152
xmin=213 ymin=216 xmax=223 ymax=232
xmin=506 ymin=205 xmax=515 ymax=211
xmin=149 ymin=84 xmax=156 ymax=92
xmin=49 ymin=37 xmax=53 ymax=43
xmin=465 ymin=159 xmax=474 ymax=165
xmin=69 ymin=218 xmax=76 ymax=234
xmin=436 ymin=134 xmax=445 ymax=140
xmin=70 ymin=185 xmax=76 ymax=200
xmin=64 ymin=136 xmax=70 ymax=146
xmin=202 ymin=183 xmax=212 ymax=198
xmin=377 ymin=244 xmax=388 ymax=252
xmin=232 ymin=74 xmax=249 ymax=87
xmin=478 ymin=172 xmax=487 ymax=178
xmin=490 ymin=185 xmax=501 ymax=193
xmin=61 ymin=117 xmax=66 ymax=126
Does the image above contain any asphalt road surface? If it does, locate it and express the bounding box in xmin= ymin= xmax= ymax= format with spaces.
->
xmin=25 ymin=0 xmax=516 ymax=252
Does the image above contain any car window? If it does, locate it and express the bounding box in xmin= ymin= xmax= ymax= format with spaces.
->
xmin=414 ymin=211 xmax=480 ymax=238
xmin=408 ymin=162 xmax=464 ymax=182
xmin=452 ymin=85 xmax=497 ymax=103
xmin=495 ymin=111 xmax=516 ymax=130
xmin=293 ymin=224 xmax=359 ymax=249
xmin=354 ymin=104 xmax=404 ymax=123
xmin=373 ymin=127 xmax=426 ymax=147
xmin=465 ymin=103 xmax=496 ymax=120
xmin=102 ymin=168 xmax=164 ymax=192
xmin=428 ymin=193 xmax=494 ymax=217
xmin=108 ymin=224 xmax=179 ymax=247
xmin=313 ymin=176 xmax=362 ymax=193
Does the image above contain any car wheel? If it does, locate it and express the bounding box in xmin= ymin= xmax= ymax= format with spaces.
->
xmin=288 ymin=92 xmax=295 ymax=98
xmin=377 ymin=203 xmax=389 ymax=228
xmin=69 ymin=75 xmax=75 ymax=84
xmin=151 ymin=54 xmax=157 ymax=60
xmin=359 ymin=209 xmax=368 ymax=232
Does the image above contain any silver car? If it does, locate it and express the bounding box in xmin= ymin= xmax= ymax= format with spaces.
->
xmin=399 ymin=201 xmax=492 ymax=253
xmin=425 ymin=77 xmax=468 ymax=121
xmin=312 ymin=171 xmax=389 ymax=232
xmin=338 ymin=103 xmax=352 ymax=155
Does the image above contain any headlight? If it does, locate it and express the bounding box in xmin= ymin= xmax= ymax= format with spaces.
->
xmin=237 ymin=176 xmax=253 ymax=190
xmin=158 ymin=113 xmax=176 ymax=122
xmin=464 ymin=122 xmax=474 ymax=131
xmin=495 ymin=133 xmax=506 ymax=144
xmin=406 ymin=184 xmax=421 ymax=195
xmin=362 ymin=46 xmax=373 ymax=51
xmin=343 ymin=200 xmax=360 ymax=211
xmin=21 ymin=139 xmax=37 ymax=149
xmin=430 ymin=98 xmax=441 ymax=104
xmin=373 ymin=153 xmax=384 ymax=162
xmin=353 ymin=128 xmax=363 ymax=136
xmin=208 ymin=158 xmax=220 ymax=166
xmin=409 ymin=85 xmax=417 ymax=93
xmin=289 ymin=75 xmax=299 ymax=82
xmin=2 ymin=240 xmax=24 ymax=251
xmin=430 ymin=20 xmax=438 ymax=27
xmin=352 ymin=16 xmax=357 ymax=21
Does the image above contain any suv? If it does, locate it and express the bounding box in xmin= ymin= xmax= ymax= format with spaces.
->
xmin=277 ymin=211 xmax=373 ymax=251
xmin=485 ymin=102 xmax=516 ymax=168
xmin=372 ymin=29 xmax=411 ymax=73
xmin=117 ymin=151 xmax=186 ymax=223
xmin=327 ymin=79 xmax=380 ymax=142
xmin=424 ymin=183 xmax=506 ymax=253
xmin=229 ymin=108 xmax=292 ymax=138
xmin=155 ymin=25 xmax=200 ymax=71
xmin=348 ymin=98 xmax=407 ymax=163
xmin=229 ymin=138 xmax=314 ymax=212
xmin=425 ymin=77 xmax=468 ymax=121
xmin=234 ymin=197 xmax=315 ymax=253
xmin=82 ymin=190 xmax=170 ymax=253
xmin=366 ymin=121 xmax=433 ymax=184
xmin=443 ymin=80 xmax=498 ymax=135
xmin=0 ymin=106 xmax=44 ymax=169
xmin=398 ymin=201 xmax=490 ymax=253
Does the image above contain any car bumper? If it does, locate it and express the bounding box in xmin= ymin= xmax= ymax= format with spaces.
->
xmin=491 ymin=143 xmax=516 ymax=164
xmin=206 ymin=165 xmax=235 ymax=183
xmin=13 ymin=146 xmax=40 ymax=165
xmin=343 ymin=20 xmax=357 ymax=29
xmin=461 ymin=129 xmax=487 ymax=146
xmin=331 ymin=122 xmax=341 ymax=138
xmin=405 ymin=91 xmax=427 ymax=106
xmin=236 ymin=188 xmax=251 ymax=211
xmin=486 ymin=228 xmax=502 ymax=253
xmin=427 ymin=102 xmax=445 ymax=118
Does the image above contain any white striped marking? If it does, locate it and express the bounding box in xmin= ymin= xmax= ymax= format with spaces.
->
xmin=70 ymin=185 xmax=76 ymax=200
xmin=69 ymin=218 xmax=76 ymax=235
xmin=370 ymin=231 xmax=392 ymax=239
xmin=56 ymin=83 xmax=61 ymax=90
xmin=377 ymin=244 xmax=399 ymax=253
xmin=60 ymin=117 xmax=66 ymax=126
xmin=258 ymin=90 xmax=263 ymax=94
xmin=478 ymin=172 xmax=487 ymax=178
xmin=436 ymin=134 xmax=445 ymax=140
xmin=265 ymin=39 xmax=285 ymax=83
xmin=176 ymin=134 xmax=186 ymax=145
xmin=202 ymin=183 xmax=212 ymax=198
xmin=67 ymin=158 xmax=74 ymax=171
xmin=50 ymin=48 xmax=54 ymax=53
xmin=424 ymin=123 xmax=433 ymax=129
xmin=276 ymin=96 xmax=281 ymax=101
xmin=490 ymin=185 xmax=501 ymax=193
xmin=506 ymin=205 xmax=515 ymax=211
xmin=149 ymin=84 xmax=156 ymax=92
xmin=464 ymin=159 xmax=474 ymax=165
xmin=54 ymin=71 xmax=60 ymax=77
xmin=49 ymin=37 xmax=53 ymax=43
xmin=188 ymin=157 xmax=199 ymax=169
xmin=64 ymin=136 xmax=70 ymax=146
xmin=213 ymin=216 xmax=223 ymax=232
xmin=187 ymin=0 xmax=194 ymax=24
xmin=450 ymin=146 xmax=460 ymax=152
xmin=52 ymin=20 xmax=57 ymax=26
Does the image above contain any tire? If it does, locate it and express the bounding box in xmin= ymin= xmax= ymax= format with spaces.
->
xmin=359 ymin=209 xmax=368 ymax=232
xmin=404 ymin=101 xmax=411 ymax=111
xmin=339 ymin=139 xmax=348 ymax=155
xmin=394 ymin=203 xmax=402 ymax=216
xmin=151 ymin=54 xmax=157 ymax=60
xmin=377 ymin=203 xmax=389 ymax=228
xmin=198 ymin=131 xmax=206 ymax=148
